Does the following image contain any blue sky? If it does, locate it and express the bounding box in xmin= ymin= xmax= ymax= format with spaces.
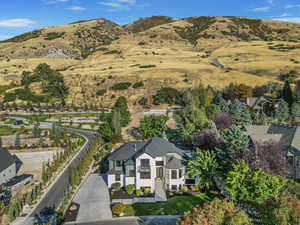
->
xmin=0 ymin=0 xmax=300 ymax=40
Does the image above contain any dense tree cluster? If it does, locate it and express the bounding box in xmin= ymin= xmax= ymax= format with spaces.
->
xmin=20 ymin=63 xmax=69 ymax=104
xmin=180 ymin=198 xmax=253 ymax=225
xmin=98 ymin=96 xmax=131 ymax=143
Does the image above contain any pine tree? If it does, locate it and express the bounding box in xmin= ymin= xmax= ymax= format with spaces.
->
xmin=15 ymin=133 xmax=21 ymax=148
xmin=282 ymin=80 xmax=293 ymax=106
xmin=214 ymin=92 xmax=229 ymax=112
xmin=295 ymin=80 xmax=300 ymax=104
xmin=229 ymin=99 xmax=252 ymax=125
xmin=275 ymin=100 xmax=290 ymax=122
xmin=291 ymin=103 xmax=300 ymax=119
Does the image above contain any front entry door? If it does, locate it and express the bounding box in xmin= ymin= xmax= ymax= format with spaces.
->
xmin=156 ymin=167 xmax=163 ymax=178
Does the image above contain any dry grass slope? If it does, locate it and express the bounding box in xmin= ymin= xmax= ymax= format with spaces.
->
xmin=0 ymin=16 xmax=300 ymax=106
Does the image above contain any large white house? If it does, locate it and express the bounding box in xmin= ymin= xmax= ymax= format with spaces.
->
xmin=106 ymin=137 xmax=189 ymax=192
xmin=0 ymin=149 xmax=17 ymax=186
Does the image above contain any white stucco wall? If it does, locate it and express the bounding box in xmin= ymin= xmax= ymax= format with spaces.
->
xmin=0 ymin=163 xmax=16 ymax=185
xmin=107 ymin=174 xmax=125 ymax=188
xmin=135 ymin=153 xmax=155 ymax=191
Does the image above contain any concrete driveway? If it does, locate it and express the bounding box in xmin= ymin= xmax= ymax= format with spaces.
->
xmin=73 ymin=174 xmax=112 ymax=223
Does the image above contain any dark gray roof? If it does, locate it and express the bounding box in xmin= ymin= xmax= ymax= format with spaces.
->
xmin=138 ymin=137 xmax=183 ymax=158
xmin=108 ymin=137 xmax=183 ymax=161
xmin=245 ymin=124 xmax=300 ymax=156
xmin=165 ymin=156 xmax=185 ymax=169
xmin=245 ymin=124 xmax=297 ymax=146
xmin=0 ymin=149 xmax=16 ymax=173
xmin=107 ymin=141 xmax=147 ymax=161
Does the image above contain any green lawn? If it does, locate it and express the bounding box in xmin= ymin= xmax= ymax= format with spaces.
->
xmin=0 ymin=126 xmax=21 ymax=136
xmin=15 ymin=113 xmax=100 ymax=122
xmin=131 ymin=194 xmax=211 ymax=216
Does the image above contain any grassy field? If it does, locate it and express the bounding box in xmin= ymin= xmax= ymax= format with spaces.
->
xmin=13 ymin=113 xmax=100 ymax=122
xmin=0 ymin=126 xmax=22 ymax=136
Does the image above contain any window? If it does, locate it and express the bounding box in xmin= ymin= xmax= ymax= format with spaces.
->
xmin=156 ymin=161 xmax=164 ymax=166
xmin=179 ymin=169 xmax=183 ymax=178
xmin=128 ymin=170 xmax=135 ymax=177
xmin=115 ymin=174 xmax=121 ymax=182
xmin=171 ymin=170 xmax=177 ymax=179
xmin=140 ymin=172 xmax=151 ymax=179
xmin=116 ymin=160 xmax=122 ymax=167
xmin=171 ymin=185 xmax=177 ymax=191
xmin=141 ymin=159 xmax=150 ymax=168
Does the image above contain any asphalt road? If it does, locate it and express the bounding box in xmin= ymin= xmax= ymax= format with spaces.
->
xmin=14 ymin=128 xmax=97 ymax=225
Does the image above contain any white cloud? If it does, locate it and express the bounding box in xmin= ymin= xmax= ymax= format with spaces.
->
xmin=285 ymin=4 xmax=300 ymax=9
xmin=273 ymin=17 xmax=300 ymax=23
xmin=100 ymin=0 xmax=137 ymax=11
xmin=0 ymin=19 xmax=36 ymax=27
xmin=67 ymin=6 xmax=86 ymax=11
xmin=253 ymin=7 xmax=270 ymax=12
xmin=278 ymin=13 xmax=290 ymax=17
xmin=0 ymin=35 xmax=13 ymax=41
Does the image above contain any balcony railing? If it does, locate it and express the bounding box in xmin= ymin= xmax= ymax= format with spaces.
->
xmin=139 ymin=165 xmax=151 ymax=172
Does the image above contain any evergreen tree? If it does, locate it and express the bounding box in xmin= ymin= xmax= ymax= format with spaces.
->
xmin=38 ymin=136 xmax=44 ymax=147
xmin=214 ymin=92 xmax=229 ymax=112
xmin=113 ymin=97 xmax=131 ymax=126
xmin=15 ymin=133 xmax=21 ymax=148
xmin=295 ymin=80 xmax=300 ymax=104
xmin=229 ymin=99 xmax=252 ymax=125
xmin=275 ymin=100 xmax=290 ymax=122
xmin=282 ymin=80 xmax=293 ymax=106
xmin=221 ymin=125 xmax=250 ymax=157
xmin=291 ymin=102 xmax=300 ymax=119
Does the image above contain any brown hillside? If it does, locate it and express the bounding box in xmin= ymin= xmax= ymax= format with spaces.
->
xmin=0 ymin=16 xmax=300 ymax=107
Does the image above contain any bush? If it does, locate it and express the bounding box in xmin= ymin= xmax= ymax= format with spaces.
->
xmin=260 ymin=192 xmax=300 ymax=225
xmin=153 ymin=87 xmax=183 ymax=105
xmin=44 ymin=32 xmax=66 ymax=40
xmin=136 ymin=189 xmax=143 ymax=196
xmin=112 ymin=204 xmax=126 ymax=216
xmin=96 ymin=89 xmax=107 ymax=96
xmin=111 ymin=182 xmax=121 ymax=191
xmin=125 ymin=184 xmax=135 ymax=195
xmin=132 ymin=81 xmax=144 ymax=89
xmin=180 ymin=198 xmax=253 ymax=225
xmin=180 ymin=186 xmax=189 ymax=193
xmin=139 ymin=64 xmax=156 ymax=68
xmin=124 ymin=205 xmax=135 ymax=216
xmin=144 ymin=187 xmax=151 ymax=194
xmin=111 ymin=82 xmax=132 ymax=91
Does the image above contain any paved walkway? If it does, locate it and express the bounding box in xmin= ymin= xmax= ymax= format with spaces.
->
xmin=72 ymin=174 xmax=112 ymax=223
xmin=155 ymin=179 xmax=167 ymax=202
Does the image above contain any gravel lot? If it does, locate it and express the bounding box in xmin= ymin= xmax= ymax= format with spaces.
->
xmin=14 ymin=150 xmax=63 ymax=179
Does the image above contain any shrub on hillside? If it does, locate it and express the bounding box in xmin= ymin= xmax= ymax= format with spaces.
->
xmin=132 ymin=81 xmax=144 ymax=89
xmin=96 ymin=89 xmax=107 ymax=96
xmin=111 ymin=82 xmax=132 ymax=91
xmin=153 ymin=87 xmax=183 ymax=105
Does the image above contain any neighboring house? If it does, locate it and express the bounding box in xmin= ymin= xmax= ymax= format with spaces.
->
xmin=245 ymin=123 xmax=300 ymax=179
xmin=245 ymin=96 xmax=282 ymax=115
xmin=106 ymin=137 xmax=189 ymax=192
xmin=0 ymin=149 xmax=17 ymax=185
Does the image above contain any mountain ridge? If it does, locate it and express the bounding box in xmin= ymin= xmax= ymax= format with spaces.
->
xmin=0 ymin=15 xmax=299 ymax=106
